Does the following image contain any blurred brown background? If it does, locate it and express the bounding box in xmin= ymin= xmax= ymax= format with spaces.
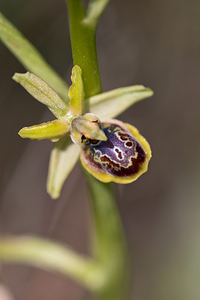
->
xmin=0 ymin=0 xmax=200 ymax=299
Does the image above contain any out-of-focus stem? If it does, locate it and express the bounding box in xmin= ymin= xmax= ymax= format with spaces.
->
xmin=83 ymin=0 xmax=110 ymax=26
xmin=0 ymin=236 xmax=101 ymax=290
xmin=87 ymin=175 xmax=130 ymax=300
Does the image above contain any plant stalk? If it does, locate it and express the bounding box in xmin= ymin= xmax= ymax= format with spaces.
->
xmin=87 ymin=175 xmax=130 ymax=300
xmin=66 ymin=1 xmax=130 ymax=299
xmin=66 ymin=0 xmax=102 ymax=98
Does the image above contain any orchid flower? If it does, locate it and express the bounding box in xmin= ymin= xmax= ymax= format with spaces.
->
xmin=14 ymin=66 xmax=153 ymax=198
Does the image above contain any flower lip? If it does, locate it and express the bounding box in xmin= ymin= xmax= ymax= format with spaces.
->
xmin=80 ymin=119 xmax=152 ymax=184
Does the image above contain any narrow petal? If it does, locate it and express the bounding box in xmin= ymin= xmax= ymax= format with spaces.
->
xmin=69 ymin=65 xmax=84 ymax=117
xmin=18 ymin=120 xmax=70 ymax=141
xmin=47 ymin=136 xmax=80 ymax=199
xmin=89 ymin=85 xmax=153 ymax=120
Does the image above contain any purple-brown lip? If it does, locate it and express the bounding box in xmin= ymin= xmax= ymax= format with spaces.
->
xmin=82 ymin=122 xmax=146 ymax=178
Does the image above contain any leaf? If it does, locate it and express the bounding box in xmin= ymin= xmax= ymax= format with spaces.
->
xmin=0 ymin=12 xmax=68 ymax=102
xmin=69 ymin=65 xmax=84 ymax=117
xmin=13 ymin=72 xmax=68 ymax=119
xmin=18 ymin=120 xmax=70 ymax=141
xmin=47 ymin=136 xmax=80 ymax=199
xmin=89 ymin=85 xmax=154 ymax=120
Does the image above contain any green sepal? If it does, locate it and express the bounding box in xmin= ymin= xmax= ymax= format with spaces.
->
xmin=18 ymin=120 xmax=70 ymax=141
xmin=13 ymin=72 xmax=69 ymax=119
xmin=47 ymin=136 xmax=80 ymax=199
xmin=69 ymin=65 xmax=84 ymax=117
xmin=0 ymin=12 xmax=68 ymax=102
xmin=89 ymin=85 xmax=154 ymax=120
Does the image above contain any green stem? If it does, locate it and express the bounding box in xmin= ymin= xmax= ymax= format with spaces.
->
xmin=66 ymin=0 xmax=102 ymax=98
xmin=66 ymin=1 xmax=130 ymax=299
xmin=87 ymin=175 xmax=130 ymax=300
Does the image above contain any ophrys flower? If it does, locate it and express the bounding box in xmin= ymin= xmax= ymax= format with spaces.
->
xmin=14 ymin=65 xmax=153 ymax=198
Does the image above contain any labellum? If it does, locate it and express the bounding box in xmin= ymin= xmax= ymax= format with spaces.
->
xmin=71 ymin=114 xmax=151 ymax=184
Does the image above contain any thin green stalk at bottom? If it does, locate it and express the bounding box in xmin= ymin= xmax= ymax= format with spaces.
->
xmin=86 ymin=175 xmax=130 ymax=300
xmin=0 ymin=236 xmax=101 ymax=290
